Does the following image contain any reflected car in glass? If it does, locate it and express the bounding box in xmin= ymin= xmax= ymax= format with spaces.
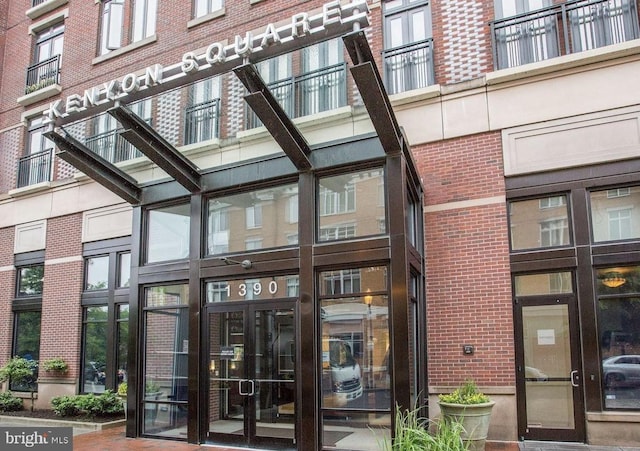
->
xmin=603 ymin=355 xmax=640 ymax=387
xmin=322 ymin=338 xmax=363 ymax=407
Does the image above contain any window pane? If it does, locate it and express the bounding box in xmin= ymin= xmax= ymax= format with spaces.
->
xmin=17 ymin=265 xmax=44 ymax=296
xmin=595 ymin=266 xmax=640 ymax=410
xmin=509 ymin=195 xmax=571 ymax=250
xmin=319 ymin=267 xmax=390 ymax=413
xmin=117 ymin=304 xmax=129 ymax=390
xmin=101 ymin=0 xmax=124 ymax=55
xmin=144 ymin=306 xmax=189 ymax=435
xmin=318 ymin=169 xmax=386 ymax=242
xmin=147 ymin=204 xmax=190 ymax=263
xmin=145 ymin=284 xmax=189 ymax=307
xmin=207 ymin=184 xmax=298 ymax=255
xmin=83 ymin=306 xmax=108 ymax=393
xmin=117 ymin=252 xmax=131 ymax=288
xmin=85 ymin=255 xmax=109 ymax=290
xmin=12 ymin=311 xmax=41 ymax=392
xmin=514 ymin=272 xmax=573 ymax=296
xmin=590 ymin=186 xmax=640 ymax=242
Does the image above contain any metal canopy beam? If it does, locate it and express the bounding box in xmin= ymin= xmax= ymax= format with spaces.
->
xmin=44 ymin=130 xmax=141 ymax=204
xmin=233 ymin=64 xmax=312 ymax=171
xmin=343 ymin=31 xmax=402 ymax=155
xmin=109 ymin=105 xmax=202 ymax=192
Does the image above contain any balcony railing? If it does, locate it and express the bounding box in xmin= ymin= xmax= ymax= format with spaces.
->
xmin=382 ymin=38 xmax=435 ymax=95
xmin=25 ymin=55 xmax=61 ymax=95
xmin=85 ymin=129 xmax=143 ymax=164
xmin=246 ymin=63 xmax=347 ymax=129
xmin=17 ymin=149 xmax=53 ymax=188
xmin=490 ymin=0 xmax=640 ymax=70
xmin=31 ymin=0 xmax=49 ymax=6
xmin=184 ymin=98 xmax=221 ymax=145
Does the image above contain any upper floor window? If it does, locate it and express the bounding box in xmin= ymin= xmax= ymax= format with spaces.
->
xmin=99 ymin=0 xmax=156 ymax=56
xmin=100 ymin=0 xmax=124 ymax=55
xmin=17 ymin=117 xmax=54 ymax=188
xmin=591 ymin=186 xmax=640 ymax=243
xmin=27 ymin=23 xmax=64 ymax=94
xmin=194 ymin=0 xmax=223 ymax=18
xmin=185 ymin=77 xmax=221 ymax=145
xmin=509 ymin=195 xmax=571 ymax=250
xmin=383 ymin=0 xmax=434 ymax=94
xmin=300 ymin=40 xmax=346 ymax=116
xmin=17 ymin=265 xmax=44 ymax=297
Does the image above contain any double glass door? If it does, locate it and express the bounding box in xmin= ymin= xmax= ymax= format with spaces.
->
xmin=207 ymin=300 xmax=296 ymax=449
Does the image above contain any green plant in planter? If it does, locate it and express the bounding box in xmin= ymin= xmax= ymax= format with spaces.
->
xmin=438 ymin=380 xmax=490 ymax=405
xmin=438 ymin=380 xmax=495 ymax=451
xmin=145 ymin=380 xmax=160 ymax=394
xmin=42 ymin=357 xmax=68 ymax=374
xmin=0 ymin=357 xmax=38 ymax=411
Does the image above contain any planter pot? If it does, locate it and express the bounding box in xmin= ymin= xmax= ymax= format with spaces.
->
xmin=438 ymin=401 xmax=495 ymax=451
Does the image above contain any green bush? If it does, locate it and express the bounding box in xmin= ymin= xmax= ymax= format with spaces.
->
xmin=438 ymin=380 xmax=490 ymax=405
xmin=0 ymin=392 xmax=23 ymax=412
xmin=51 ymin=391 xmax=123 ymax=417
xmin=51 ymin=396 xmax=80 ymax=417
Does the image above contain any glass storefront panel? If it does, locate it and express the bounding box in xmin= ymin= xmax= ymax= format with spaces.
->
xmin=590 ymin=186 xmax=640 ymax=242
xmin=514 ymin=272 xmax=573 ymax=296
xmin=11 ymin=311 xmax=41 ymax=392
xmin=318 ymin=169 xmax=386 ymax=242
xmin=321 ymin=411 xmax=391 ymax=451
xmin=85 ymin=255 xmax=109 ymax=290
xmin=146 ymin=204 xmax=190 ymax=264
xmin=319 ymin=267 xmax=390 ymax=414
xmin=143 ymin=284 xmax=189 ymax=436
xmin=596 ymin=266 xmax=640 ymax=409
xmin=509 ymin=195 xmax=571 ymax=250
xmin=117 ymin=252 xmax=131 ymax=288
xmin=117 ymin=304 xmax=129 ymax=390
xmin=206 ymin=184 xmax=298 ymax=255
xmin=206 ymin=275 xmax=299 ymax=302
xmin=82 ymin=306 xmax=108 ymax=393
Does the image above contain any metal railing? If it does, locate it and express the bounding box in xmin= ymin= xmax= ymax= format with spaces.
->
xmin=246 ymin=63 xmax=347 ymax=129
xmin=85 ymin=129 xmax=143 ymax=164
xmin=382 ymin=38 xmax=435 ymax=95
xmin=17 ymin=149 xmax=53 ymax=188
xmin=31 ymin=0 xmax=49 ymax=7
xmin=184 ymin=98 xmax=221 ymax=145
xmin=490 ymin=0 xmax=640 ymax=69
xmin=25 ymin=55 xmax=60 ymax=95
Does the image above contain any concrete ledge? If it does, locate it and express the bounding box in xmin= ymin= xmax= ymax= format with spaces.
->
xmin=0 ymin=415 xmax=125 ymax=431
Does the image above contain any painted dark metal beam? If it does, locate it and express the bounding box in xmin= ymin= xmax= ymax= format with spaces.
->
xmin=233 ymin=64 xmax=312 ymax=171
xmin=44 ymin=130 xmax=141 ymax=204
xmin=343 ymin=31 xmax=402 ymax=155
xmin=109 ymin=105 xmax=202 ymax=192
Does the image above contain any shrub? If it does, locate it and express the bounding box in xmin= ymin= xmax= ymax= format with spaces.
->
xmin=51 ymin=391 xmax=123 ymax=417
xmin=438 ymin=380 xmax=490 ymax=405
xmin=0 ymin=357 xmax=37 ymax=386
xmin=42 ymin=357 xmax=68 ymax=373
xmin=51 ymin=396 xmax=80 ymax=417
xmin=0 ymin=392 xmax=23 ymax=412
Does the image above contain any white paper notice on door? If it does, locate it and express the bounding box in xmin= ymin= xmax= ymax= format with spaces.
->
xmin=537 ymin=329 xmax=556 ymax=345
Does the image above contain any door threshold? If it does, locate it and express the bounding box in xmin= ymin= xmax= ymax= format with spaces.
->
xmin=520 ymin=441 xmax=588 ymax=450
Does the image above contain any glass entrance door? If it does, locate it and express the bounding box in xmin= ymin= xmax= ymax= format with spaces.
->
xmin=515 ymin=296 xmax=585 ymax=441
xmin=207 ymin=300 xmax=296 ymax=449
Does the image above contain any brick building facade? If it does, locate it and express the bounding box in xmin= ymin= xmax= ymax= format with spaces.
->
xmin=1 ymin=0 xmax=640 ymax=449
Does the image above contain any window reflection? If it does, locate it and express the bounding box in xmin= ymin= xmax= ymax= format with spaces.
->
xmin=509 ymin=195 xmax=571 ymax=250
xmin=318 ymin=169 xmax=386 ymax=242
xmin=82 ymin=306 xmax=108 ymax=393
xmin=85 ymin=255 xmax=109 ymax=290
xmin=590 ymin=186 xmax=640 ymax=242
xmin=146 ymin=204 xmax=190 ymax=264
xmin=596 ymin=266 xmax=640 ymax=410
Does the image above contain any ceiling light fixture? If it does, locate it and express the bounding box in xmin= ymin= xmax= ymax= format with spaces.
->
xmin=602 ymin=272 xmax=626 ymax=288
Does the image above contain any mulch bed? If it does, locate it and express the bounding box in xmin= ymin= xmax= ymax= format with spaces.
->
xmin=0 ymin=409 xmax=124 ymax=423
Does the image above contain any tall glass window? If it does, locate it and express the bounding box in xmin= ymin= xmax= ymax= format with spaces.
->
xmin=146 ymin=203 xmax=190 ymax=263
xmin=319 ymin=266 xmax=391 ymax=448
xmin=206 ymin=184 xmax=298 ymax=255
xmin=143 ymin=284 xmax=189 ymax=436
xmin=509 ymin=195 xmax=571 ymax=250
xmin=590 ymin=186 xmax=640 ymax=242
xmin=11 ymin=311 xmax=41 ymax=392
xmin=116 ymin=304 xmax=129 ymax=391
xmin=318 ymin=169 xmax=386 ymax=242
xmin=82 ymin=306 xmax=108 ymax=393
xmin=595 ymin=266 xmax=640 ymax=410
xmin=132 ymin=0 xmax=157 ymax=42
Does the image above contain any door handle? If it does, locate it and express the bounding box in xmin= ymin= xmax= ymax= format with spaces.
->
xmin=239 ymin=379 xmax=249 ymax=395
xmin=248 ymin=380 xmax=255 ymax=396
xmin=570 ymin=370 xmax=579 ymax=387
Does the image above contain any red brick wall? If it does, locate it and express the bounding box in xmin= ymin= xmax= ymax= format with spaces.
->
xmin=0 ymin=227 xmax=15 ymax=363
xmin=414 ymin=132 xmax=515 ymax=386
xmin=40 ymin=214 xmax=83 ymax=378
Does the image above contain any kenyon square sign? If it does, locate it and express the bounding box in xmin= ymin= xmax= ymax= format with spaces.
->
xmin=45 ymin=0 xmax=370 ymax=126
